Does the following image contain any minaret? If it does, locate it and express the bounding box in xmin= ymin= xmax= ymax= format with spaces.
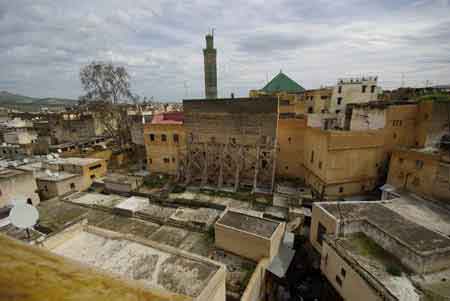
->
xmin=203 ymin=32 xmax=217 ymax=99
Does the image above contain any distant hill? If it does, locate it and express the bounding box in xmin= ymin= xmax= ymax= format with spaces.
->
xmin=0 ymin=91 xmax=77 ymax=107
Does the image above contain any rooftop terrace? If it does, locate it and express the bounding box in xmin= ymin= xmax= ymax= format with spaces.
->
xmin=318 ymin=201 xmax=450 ymax=254
xmin=51 ymin=229 xmax=221 ymax=298
xmin=0 ymin=234 xmax=191 ymax=301
xmin=217 ymin=210 xmax=280 ymax=239
xmin=31 ymin=193 xmax=257 ymax=299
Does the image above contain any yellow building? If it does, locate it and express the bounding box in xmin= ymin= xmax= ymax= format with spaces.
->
xmin=44 ymin=157 xmax=108 ymax=191
xmin=311 ymin=200 xmax=450 ymax=301
xmin=143 ymin=112 xmax=186 ymax=175
xmin=303 ymin=128 xmax=384 ymax=198
xmin=414 ymin=99 xmax=450 ymax=148
xmin=276 ymin=115 xmax=307 ymax=179
xmin=214 ymin=210 xmax=285 ymax=262
xmin=387 ymin=148 xmax=450 ymax=202
xmin=303 ymin=88 xmax=333 ymax=113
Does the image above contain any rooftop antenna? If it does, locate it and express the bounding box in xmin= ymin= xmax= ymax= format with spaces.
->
xmin=184 ymin=81 xmax=189 ymax=98
xmin=8 ymin=200 xmax=39 ymax=239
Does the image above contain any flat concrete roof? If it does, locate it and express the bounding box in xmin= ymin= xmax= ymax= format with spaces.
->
xmin=49 ymin=157 xmax=104 ymax=166
xmin=104 ymin=173 xmax=142 ymax=184
xmin=65 ymin=192 xmax=125 ymax=209
xmin=217 ymin=210 xmax=280 ymax=239
xmin=0 ymin=168 xmax=26 ymax=179
xmin=318 ymin=201 xmax=450 ymax=254
xmin=10 ymin=194 xmax=257 ymax=300
xmin=36 ymin=171 xmax=79 ymax=182
xmin=51 ymin=230 xmax=220 ymax=298
xmin=17 ymin=161 xmax=43 ymax=172
xmin=115 ymin=196 xmax=149 ymax=213
xmin=0 ymin=235 xmax=191 ymax=301
xmin=170 ymin=208 xmax=220 ymax=228
xmin=335 ymin=233 xmax=421 ymax=300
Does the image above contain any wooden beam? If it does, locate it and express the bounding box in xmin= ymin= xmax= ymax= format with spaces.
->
xmin=253 ymin=145 xmax=260 ymax=192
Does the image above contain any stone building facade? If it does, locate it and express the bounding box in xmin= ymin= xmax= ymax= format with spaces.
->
xmin=330 ymin=77 xmax=381 ymax=114
xmin=180 ymin=97 xmax=278 ymax=192
xmin=143 ymin=112 xmax=185 ymax=175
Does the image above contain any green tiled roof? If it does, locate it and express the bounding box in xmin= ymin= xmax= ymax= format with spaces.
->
xmin=261 ymin=71 xmax=305 ymax=93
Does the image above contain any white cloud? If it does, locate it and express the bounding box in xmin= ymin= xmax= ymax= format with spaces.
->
xmin=0 ymin=0 xmax=449 ymax=101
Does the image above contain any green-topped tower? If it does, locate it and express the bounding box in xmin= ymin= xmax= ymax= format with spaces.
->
xmin=203 ymin=32 xmax=217 ymax=99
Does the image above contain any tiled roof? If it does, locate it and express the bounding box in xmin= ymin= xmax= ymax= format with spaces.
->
xmin=261 ymin=71 xmax=305 ymax=94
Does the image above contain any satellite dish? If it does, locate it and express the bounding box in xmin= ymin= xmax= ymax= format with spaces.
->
xmin=8 ymin=203 xmax=39 ymax=229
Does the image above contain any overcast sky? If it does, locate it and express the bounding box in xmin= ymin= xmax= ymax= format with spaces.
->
xmin=1 ymin=0 xmax=449 ymax=101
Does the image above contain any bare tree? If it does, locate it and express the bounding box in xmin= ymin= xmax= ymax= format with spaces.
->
xmin=80 ymin=62 xmax=132 ymax=104
xmin=79 ymin=62 xmax=134 ymax=149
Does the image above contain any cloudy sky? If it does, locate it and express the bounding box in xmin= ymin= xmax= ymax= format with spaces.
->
xmin=1 ymin=0 xmax=450 ymax=101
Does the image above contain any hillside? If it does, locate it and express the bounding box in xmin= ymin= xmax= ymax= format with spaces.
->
xmin=0 ymin=91 xmax=77 ymax=106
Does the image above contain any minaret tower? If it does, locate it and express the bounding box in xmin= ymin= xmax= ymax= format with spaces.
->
xmin=203 ymin=31 xmax=217 ymax=99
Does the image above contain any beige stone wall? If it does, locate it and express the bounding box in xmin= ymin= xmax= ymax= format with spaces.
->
xmin=240 ymin=258 xmax=270 ymax=301
xmin=304 ymin=88 xmax=332 ymax=113
xmin=330 ymin=78 xmax=380 ymax=113
xmin=310 ymin=204 xmax=338 ymax=253
xmin=0 ymin=170 xmax=40 ymax=207
xmin=143 ymin=123 xmax=186 ymax=175
xmin=321 ymin=240 xmax=382 ymax=301
xmin=37 ymin=176 xmax=81 ymax=200
xmin=387 ymin=149 xmax=441 ymax=201
xmin=214 ymin=224 xmax=272 ymax=262
xmin=3 ymin=130 xmax=37 ymax=145
xmin=383 ymin=104 xmax=418 ymax=157
xmin=55 ymin=160 xmax=107 ymax=191
xmin=303 ymin=128 xmax=383 ymax=197
xmin=276 ymin=117 xmax=307 ymax=179
xmin=182 ymin=98 xmax=278 ymax=189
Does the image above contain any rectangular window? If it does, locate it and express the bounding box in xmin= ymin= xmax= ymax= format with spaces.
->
xmin=371 ymin=85 xmax=376 ymax=93
xmin=317 ymin=222 xmax=326 ymax=246
xmin=362 ymin=85 xmax=367 ymax=93
xmin=416 ymin=160 xmax=424 ymax=169
xmin=161 ymin=134 xmax=167 ymax=142
xmin=173 ymin=134 xmax=179 ymax=143
xmin=337 ymin=97 xmax=342 ymax=105
xmin=89 ymin=164 xmax=102 ymax=171
xmin=150 ymin=134 xmax=155 ymax=141
xmin=338 ymin=86 xmax=342 ymax=94
xmin=336 ymin=275 xmax=342 ymax=287
xmin=339 ymin=187 xmax=344 ymax=193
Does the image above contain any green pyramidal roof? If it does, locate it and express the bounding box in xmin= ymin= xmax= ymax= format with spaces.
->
xmin=261 ymin=71 xmax=305 ymax=94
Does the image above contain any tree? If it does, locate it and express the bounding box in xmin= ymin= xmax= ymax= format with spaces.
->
xmin=79 ymin=62 xmax=134 ymax=149
xmin=80 ymin=61 xmax=132 ymax=104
